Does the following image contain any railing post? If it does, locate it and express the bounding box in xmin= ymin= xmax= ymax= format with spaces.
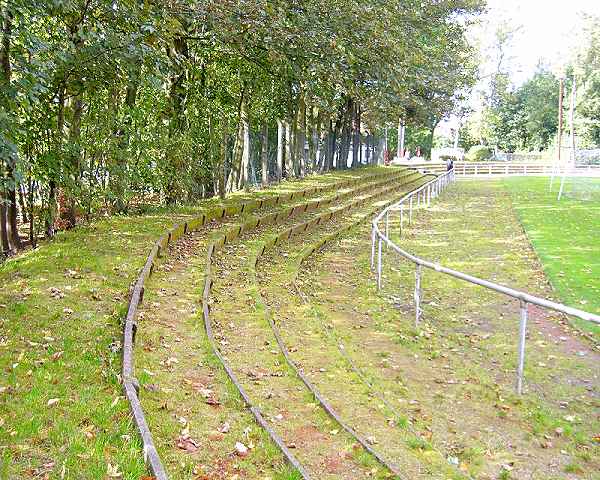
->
xmin=516 ymin=299 xmax=528 ymax=395
xmin=370 ymin=225 xmax=376 ymax=271
xmin=377 ymin=235 xmax=383 ymax=290
xmin=400 ymin=204 xmax=404 ymax=234
xmin=409 ymin=196 xmax=413 ymax=224
xmin=414 ymin=264 xmax=422 ymax=326
xmin=385 ymin=211 xmax=390 ymax=248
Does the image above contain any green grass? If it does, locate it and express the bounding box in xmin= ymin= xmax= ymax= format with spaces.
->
xmin=503 ymin=176 xmax=600 ymax=338
xmin=0 ymin=214 xmax=189 ymax=480
xmin=0 ymin=167 xmax=389 ymax=479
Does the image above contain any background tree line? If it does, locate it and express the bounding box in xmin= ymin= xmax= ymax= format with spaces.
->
xmin=458 ymin=14 xmax=600 ymax=156
xmin=0 ymin=0 xmax=482 ymax=256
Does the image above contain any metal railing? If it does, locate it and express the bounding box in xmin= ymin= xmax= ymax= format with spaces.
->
xmin=370 ymin=169 xmax=600 ymax=394
xmin=397 ymin=162 xmax=600 ymax=177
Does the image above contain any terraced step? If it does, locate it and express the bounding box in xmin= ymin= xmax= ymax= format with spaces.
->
xmin=132 ymin=168 xmax=417 ymax=478
xmin=251 ymin=182 xmax=471 ymax=480
xmin=258 ymin=183 xmax=600 ymax=480
xmin=202 ymin=175 xmax=431 ymax=479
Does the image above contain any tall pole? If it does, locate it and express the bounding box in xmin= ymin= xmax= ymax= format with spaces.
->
xmin=558 ymin=77 xmax=564 ymax=164
xmin=550 ymin=78 xmax=565 ymax=191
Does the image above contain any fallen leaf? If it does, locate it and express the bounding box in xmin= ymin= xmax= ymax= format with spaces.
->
xmin=176 ymin=434 xmax=199 ymax=453
xmin=51 ymin=351 xmax=63 ymax=361
xmin=235 ymin=442 xmax=249 ymax=457
xmin=219 ymin=422 xmax=230 ymax=433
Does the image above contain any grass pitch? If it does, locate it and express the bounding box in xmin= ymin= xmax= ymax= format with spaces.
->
xmin=503 ymin=176 xmax=600 ymax=338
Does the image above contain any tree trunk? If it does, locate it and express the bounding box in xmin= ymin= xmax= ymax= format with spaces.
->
xmin=297 ymin=92 xmax=306 ymax=177
xmin=227 ymin=86 xmax=246 ymax=192
xmin=166 ymin=32 xmax=190 ymax=203
xmin=18 ymin=184 xmax=27 ymax=223
xmin=6 ymin=166 xmax=20 ymax=249
xmin=339 ymin=99 xmax=352 ymax=169
xmin=309 ymin=107 xmax=319 ymax=173
xmin=0 ymin=190 xmax=10 ymax=255
xmin=27 ymin=176 xmax=36 ymax=248
xmin=276 ymin=119 xmax=284 ymax=181
xmin=218 ymin=118 xmax=228 ymax=199
xmin=284 ymin=120 xmax=293 ymax=177
xmin=291 ymin=116 xmax=298 ymax=175
xmin=61 ymin=90 xmax=83 ymax=229
xmin=1 ymin=8 xmax=20 ymax=249
xmin=261 ymin=123 xmax=268 ymax=186
xmin=352 ymin=102 xmax=360 ymax=168
xmin=329 ymin=119 xmax=337 ymax=170
xmin=238 ymin=97 xmax=250 ymax=190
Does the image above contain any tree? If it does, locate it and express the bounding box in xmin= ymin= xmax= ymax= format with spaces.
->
xmin=0 ymin=0 xmax=483 ymax=256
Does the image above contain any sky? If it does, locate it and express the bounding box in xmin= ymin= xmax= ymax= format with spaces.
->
xmin=481 ymin=0 xmax=600 ymax=85
xmin=438 ymin=0 xmax=600 ymax=136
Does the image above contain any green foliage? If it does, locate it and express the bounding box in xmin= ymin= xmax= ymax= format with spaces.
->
xmin=574 ymin=15 xmax=600 ymax=147
xmin=477 ymin=69 xmax=559 ymax=152
xmin=466 ymin=145 xmax=494 ymax=162
xmin=0 ymin=0 xmax=483 ymax=250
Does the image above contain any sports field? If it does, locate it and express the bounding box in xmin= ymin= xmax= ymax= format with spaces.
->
xmin=503 ymin=176 xmax=600 ymax=338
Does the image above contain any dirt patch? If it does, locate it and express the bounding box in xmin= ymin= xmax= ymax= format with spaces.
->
xmin=528 ymin=304 xmax=600 ymax=360
xmin=293 ymin=424 xmax=328 ymax=445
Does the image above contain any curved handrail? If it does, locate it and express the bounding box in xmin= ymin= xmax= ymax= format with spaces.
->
xmin=370 ymin=169 xmax=599 ymax=394
xmin=121 ymin=171 xmax=399 ymax=479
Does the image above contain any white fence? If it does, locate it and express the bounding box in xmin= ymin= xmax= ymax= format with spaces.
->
xmin=397 ymin=162 xmax=600 ymax=177
xmin=370 ymin=170 xmax=600 ymax=394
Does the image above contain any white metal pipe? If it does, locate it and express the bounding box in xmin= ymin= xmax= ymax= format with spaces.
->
xmin=414 ymin=264 xmax=422 ymax=326
xmin=400 ymin=204 xmax=404 ymax=234
xmin=516 ymin=300 xmax=528 ymax=395
xmin=385 ymin=211 xmax=389 ymax=249
xmin=370 ymin=226 xmax=376 ymax=271
xmin=377 ymin=236 xmax=383 ymax=290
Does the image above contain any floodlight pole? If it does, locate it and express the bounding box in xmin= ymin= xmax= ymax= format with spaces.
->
xmin=551 ymin=78 xmax=564 ymax=191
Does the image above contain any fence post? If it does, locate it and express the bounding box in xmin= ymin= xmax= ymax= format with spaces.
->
xmin=414 ymin=264 xmax=422 ymax=326
xmin=377 ymin=235 xmax=383 ymax=290
xmin=370 ymin=225 xmax=376 ymax=271
xmin=400 ymin=204 xmax=404 ymax=234
xmin=409 ymin=196 xmax=413 ymax=224
xmin=385 ymin=211 xmax=390 ymax=248
xmin=516 ymin=299 xmax=528 ymax=395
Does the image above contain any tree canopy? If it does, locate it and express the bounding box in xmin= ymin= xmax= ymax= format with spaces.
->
xmin=0 ymin=0 xmax=482 ymax=256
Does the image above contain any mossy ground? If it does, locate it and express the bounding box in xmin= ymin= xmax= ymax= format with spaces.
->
xmin=278 ymin=180 xmax=598 ymax=479
xmin=3 ymin=171 xmax=598 ymax=479
xmin=0 ymin=168 xmax=384 ymax=480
